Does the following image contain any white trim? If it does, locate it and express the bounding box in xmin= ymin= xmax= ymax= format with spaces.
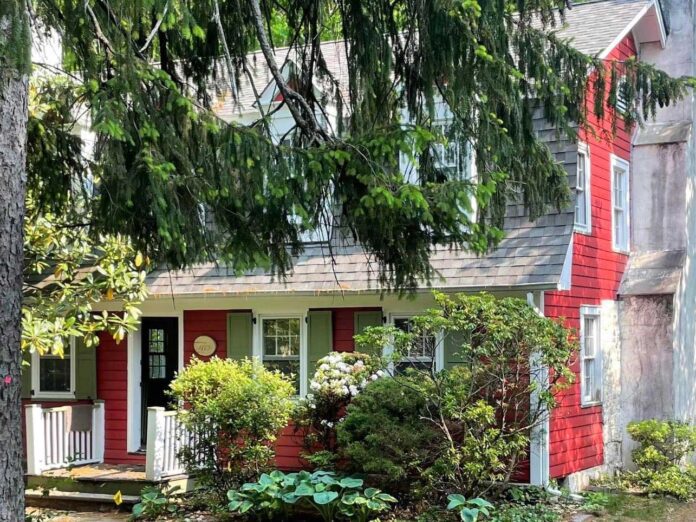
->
xmin=579 ymin=306 xmax=602 ymax=407
xmin=558 ymin=236 xmax=574 ymax=292
xmin=127 ymin=312 xmax=183 ymax=453
xmin=598 ymin=0 xmax=665 ymax=59
xmin=527 ymin=291 xmax=550 ymax=487
xmin=574 ymin=142 xmax=592 ymax=234
xmin=253 ymin=312 xmax=308 ymax=396
xmin=31 ymin=338 xmax=77 ymax=400
xmin=387 ymin=313 xmax=444 ymax=373
xmin=610 ymin=154 xmax=631 ymax=253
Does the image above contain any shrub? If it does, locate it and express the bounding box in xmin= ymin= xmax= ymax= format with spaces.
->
xmin=336 ymin=374 xmax=439 ymax=489
xmin=352 ymin=292 xmax=575 ymax=497
xmin=168 ymin=356 xmax=295 ymax=497
xmin=294 ymin=351 xmax=384 ymax=463
xmin=227 ymin=470 xmax=397 ymax=522
xmin=627 ymin=419 xmax=696 ymax=471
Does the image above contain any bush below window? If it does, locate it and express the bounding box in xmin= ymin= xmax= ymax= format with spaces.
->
xmin=168 ymin=356 xmax=295 ymax=499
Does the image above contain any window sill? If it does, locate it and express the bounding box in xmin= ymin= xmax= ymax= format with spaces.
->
xmin=31 ymin=393 xmax=77 ymax=401
xmin=574 ymin=226 xmax=592 ymax=236
xmin=612 ymin=246 xmax=630 ymax=255
xmin=580 ymin=401 xmax=602 ymax=409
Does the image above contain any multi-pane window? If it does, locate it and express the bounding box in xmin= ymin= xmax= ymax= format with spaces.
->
xmin=148 ymin=328 xmax=167 ymax=380
xmin=262 ymin=318 xmax=302 ymax=392
xmin=574 ymin=143 xmax=591 ymax=232
xmin=33 ymin=339 xmax=73 ymax=397
xmin=393 ymin=317 xmax=437 ymax=373
xmin=611 ymin=156 xmax=630 ymax=251
xmin=580 ymin=308 xmax=602 ymax=406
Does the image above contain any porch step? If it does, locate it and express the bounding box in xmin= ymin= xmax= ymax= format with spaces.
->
xmin=25 ymin=489 xmax=138 ymax=512
xmin=26 ymin=464 xmax=196 ymax=500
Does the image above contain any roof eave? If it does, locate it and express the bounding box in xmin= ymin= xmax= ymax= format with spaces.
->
xmin=598 ymin=0 xmax=666 ymax=59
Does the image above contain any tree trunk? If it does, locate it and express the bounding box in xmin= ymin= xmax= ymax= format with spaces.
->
xmin=0 ymin=46 xmax=28 ymax=522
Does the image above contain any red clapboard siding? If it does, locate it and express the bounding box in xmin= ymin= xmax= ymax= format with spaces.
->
xmin=544 ymin=35 xmax=635 ymax=479
xmin=96 ymin=331 xmax=145 ymax=464
xmin=184 ymin=310 xmax=233 ymax=363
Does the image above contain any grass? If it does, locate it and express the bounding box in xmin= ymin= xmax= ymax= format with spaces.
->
xmin=592 ymin=492 xmax=693 ymax=521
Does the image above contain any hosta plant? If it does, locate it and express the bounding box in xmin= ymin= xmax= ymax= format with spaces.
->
xmin=227 ymin=470 xmax=397 ymax=521
xmin=447 ymin=494 xmax=493 ymax=522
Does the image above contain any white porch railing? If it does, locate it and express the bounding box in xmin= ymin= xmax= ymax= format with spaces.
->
xmin=145 ymin=407 xmax=200 ymax=481
xmin=25 ymin=401 xmax=105 ymax=475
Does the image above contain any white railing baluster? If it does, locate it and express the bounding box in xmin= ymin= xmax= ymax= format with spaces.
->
xmin=25 ymin=403 xmax=105 ymax=474
xmin=145 ymin=409 xmax=199 ymax=481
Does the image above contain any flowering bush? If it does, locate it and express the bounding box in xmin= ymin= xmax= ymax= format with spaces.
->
xmin=295 ymin=352 xmax=385 ymax=465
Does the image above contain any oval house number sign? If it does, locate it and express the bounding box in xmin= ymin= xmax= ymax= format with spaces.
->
xmin=193 ymin=335 xmax=217 ymax=357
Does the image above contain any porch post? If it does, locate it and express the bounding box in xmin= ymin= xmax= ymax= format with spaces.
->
xmin=145 ymin=407 xmax=165 ymax=481
xmin=25 ymin=404 xmax=46 ymax=476
xmin=92 ymin=400 xmax=105 ymax=463
xmin=528 ymin=291 xmax=550 ymax=487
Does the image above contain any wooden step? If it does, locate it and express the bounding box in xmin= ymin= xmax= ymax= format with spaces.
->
xmin=25 ymin=488 xmax=138 ymax=512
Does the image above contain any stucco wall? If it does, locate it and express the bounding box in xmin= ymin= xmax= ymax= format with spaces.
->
xmin=619 ymin=295 xmax=675 ymax=468
xmin=659 ymin=0 xmax=696 ymax=425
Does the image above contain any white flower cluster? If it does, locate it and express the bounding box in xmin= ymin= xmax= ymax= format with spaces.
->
xmin=307 ymin=352 xmax=384 ymax=403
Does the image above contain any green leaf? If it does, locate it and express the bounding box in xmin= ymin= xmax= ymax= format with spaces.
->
xmin=339 ymin=477 xmax=364 ymax=489
xmin=313 ymin=491 xmax=339 ymax=505
xmin=447 ymin=494 xmax=467 ymax=510
xmin=294 ymin=483 xmax=315 ymax=496
xmin=460 ymin=507 xmax=479 ymax=522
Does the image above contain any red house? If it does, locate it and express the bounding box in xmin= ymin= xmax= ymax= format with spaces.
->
xmin=22 ymin=0 xmax=674 ymax=494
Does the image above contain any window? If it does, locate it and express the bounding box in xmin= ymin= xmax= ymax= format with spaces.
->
xmin=580 ymin=307 xmax=602 ymax=406
xmin=147 ymin=328 xmax=167 ymax=380
xmin=574 ymin=143 xmax=591 ymax=233
xmin=615 ymin=75 xmax=630 ymax=116
xmin=261 ymin=317 xmax=302 ymax=393
xmin=611 ymin=155 xmax=630 ymax=252
xmin=392 ymin=317 xmax=439 ymax=373
xmin=32 ymin=339 xmax=75 ymax=398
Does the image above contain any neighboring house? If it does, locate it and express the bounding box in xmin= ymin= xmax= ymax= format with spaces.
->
xmin=22 ymin=0 xmax=684 ymax=492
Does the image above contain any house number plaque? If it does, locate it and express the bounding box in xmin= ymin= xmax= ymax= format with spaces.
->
xmin=193 ymin=335 xmax=217 ymax=357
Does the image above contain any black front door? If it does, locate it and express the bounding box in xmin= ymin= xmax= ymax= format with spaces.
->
xmin=141 ymin=317 xmax=178 ymax=445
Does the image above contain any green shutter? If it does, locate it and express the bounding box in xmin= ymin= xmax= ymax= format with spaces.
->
xmin=308 ymin=311 xmax=333 ymax=384
xmin=354 ymin=311 xmax=383 ymax=336
xmin=21 ymin=350 xmax=32 ymax=399
xmin=227 ymin=312 xmax=253 ymax=360
xmin=444 ymin=330 xmax=467 ymax=369
xmin=75 ymin=337 xmax=97 ymax=400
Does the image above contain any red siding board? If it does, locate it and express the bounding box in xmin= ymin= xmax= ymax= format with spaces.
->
xmin=96 ymin=331 xmax=145 ymax=465
xmin=544 ymin=35 xmax=635 ymax=479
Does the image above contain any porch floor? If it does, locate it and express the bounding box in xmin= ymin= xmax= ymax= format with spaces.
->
xmin=42 ymin=464 xmax=148 ymax=482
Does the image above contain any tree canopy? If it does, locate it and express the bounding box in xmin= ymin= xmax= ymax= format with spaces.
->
xmin=19 ymin=0 xmax=691 ymax=293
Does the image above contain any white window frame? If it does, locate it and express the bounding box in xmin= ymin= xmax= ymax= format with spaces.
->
xmin=611 ymin=155 xmax=630 ymax=252
xmin=579 ymin=306 xmax=602 ymax=407
xmin=574 ymin=142 xmax=592 ymax=234
xmin=387 ymin=314 xmax=444 ymax=373
xmin=31 ymin=338 xmax=76 ymax=400
xmin=253 ymin=313 xmax=308 ymax=396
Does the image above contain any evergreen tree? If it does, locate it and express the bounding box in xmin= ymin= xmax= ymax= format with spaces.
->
xmin=1 ymin=0 xmax=693 ymax=518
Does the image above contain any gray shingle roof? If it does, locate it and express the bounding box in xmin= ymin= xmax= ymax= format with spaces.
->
xmin=146 ymin=201 xmax=575 ymax=297
xmin=551 ymin=0 xmax=651 ymax=56
xmin=619 ymin=250 xmax=685 ymax=296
